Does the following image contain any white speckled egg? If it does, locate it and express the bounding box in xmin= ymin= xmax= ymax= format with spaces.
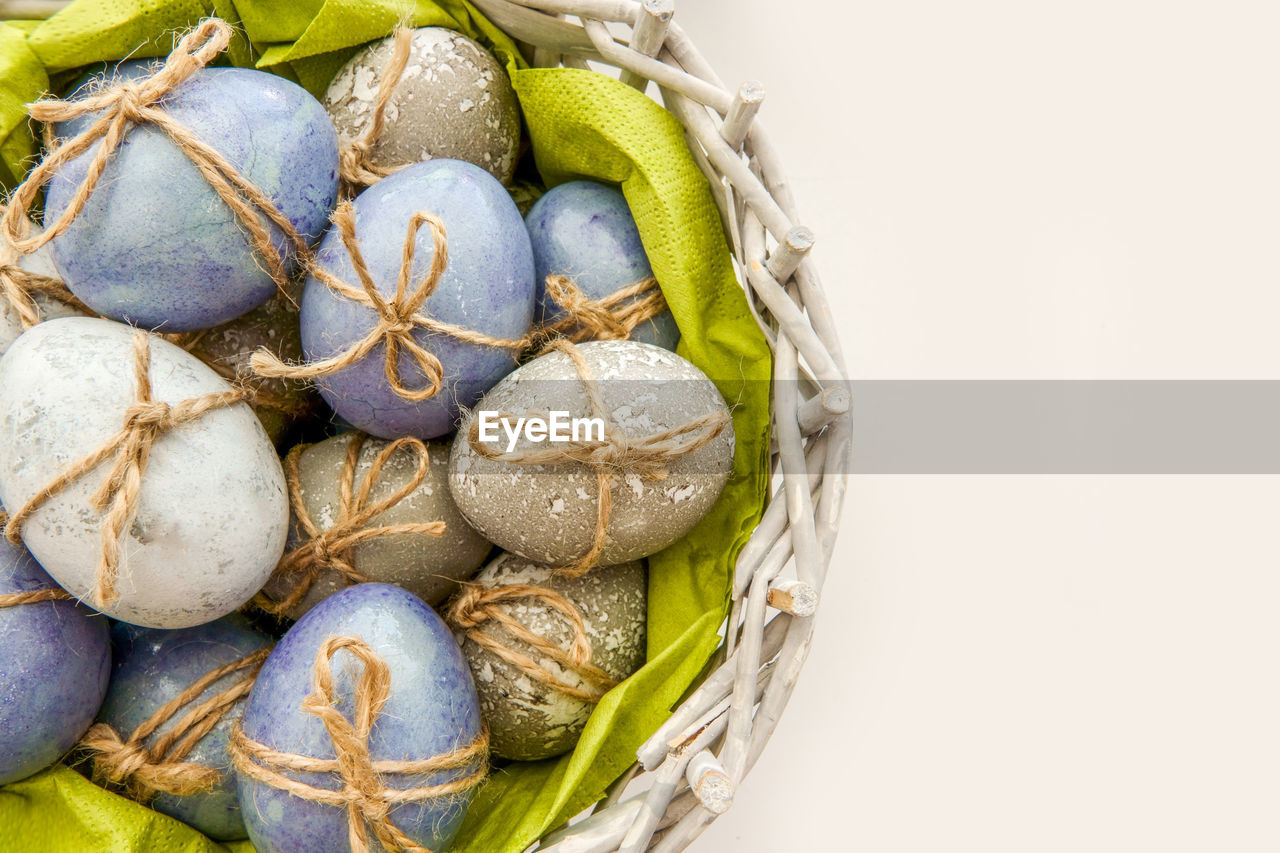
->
xmin=0 ymin=317 xmax=288 ymax=628
xmin=323 ymin=27 xmax=520 ymax=184
xmin=261 ymin=431 xmax=492 ymax=619
xmin=448 ymin=340 xmax=735 ymax=567
xmin=454 ymin=553 xmax=645 ymax=760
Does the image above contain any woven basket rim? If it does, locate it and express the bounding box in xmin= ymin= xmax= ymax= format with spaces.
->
xmin=469 ymin=2 xmax=852 ymax=851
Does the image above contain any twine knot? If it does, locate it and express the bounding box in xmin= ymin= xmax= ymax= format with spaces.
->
xmin=1 ymin=17 xmax=309 ymax=306
xmin=252 ymin=434 xmax=447 ymax=616
xmin=466 ymin=339 xmax=731 ymax=576
xmin=540 ymin=275 xmax=668 ymax=343
xmin=4 ymin=330 xmax=247 ymax=608
xmin=231 ymin=635 xmax=489 ymax=853
xmin=447 ymin=581 xmax=616 ymax=703
xmin=81 ymin=647 xmax=269 ymax=801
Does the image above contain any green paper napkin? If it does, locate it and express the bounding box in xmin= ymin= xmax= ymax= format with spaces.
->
xmin=0 ymin=3 xmax=772 ymax=851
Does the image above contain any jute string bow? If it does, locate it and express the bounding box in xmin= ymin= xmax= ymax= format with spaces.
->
xmin=539 ymin=274 xmax=668 ymax=344
xmin=447 ymin=582 xmax=617 ymax=703
xmin=81 ymin=647 xmax=270 ymax=800
xmin=252 ymin=434 xmax=446 ymax=616
xmin=0 ymin=18 xmax=309 ymax=305
xmin=467 ymin=339 xmax=732 ymax=576
xmin=3 ymin=331 xmax=246 ymax=608
xmin=231 ymin=635 xmax=489 ymax=853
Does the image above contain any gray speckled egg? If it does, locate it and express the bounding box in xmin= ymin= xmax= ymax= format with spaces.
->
xmin=182 ymin=285 xmax=316 ymax=446
xmin=323 ymin=27 xmax=520 ymax=184
xmin=0 ymin=317 xmax=289 ymax=628
xmin=262 ymin=431 xmax=492 ymax=620
xmin=448 ymin=340 xmax=734 ymax=567
xmin=100 ymin=616 xmax=273 ymax=840
xmin=455 ymin=553 xmax=645 ymax=760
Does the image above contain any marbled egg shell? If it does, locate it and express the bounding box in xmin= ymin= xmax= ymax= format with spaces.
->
xmin=0 ymin=317 xmax=289 ymax=628
xmin=101 ymin=616 xmax=273 ymax=840
xmin=457 ymin=553 xmax=645 ymax=760
xmin=262 ymin=431 xmax=491 ymax=619
xmin=182 ymin=284 xmax=316 ymax=445
xmin=526 ymin=181 xmax=679 ymax=350
xmin=47 ymin=61 xmax=339 ymax=331
xmin=0 ymin=225 xmax=85 ymax=357
xmin=324 ymin=27 xmax=520 ymax=184
xmin=0 ymin=537 xmax=110 ymax=784
xmin=449 ymin=341 xmax=734 ymax=566
xmin=238 ymin=583 xmax=483 ymax=853
xmin=300 ymin=159 xmax=535 ymax=439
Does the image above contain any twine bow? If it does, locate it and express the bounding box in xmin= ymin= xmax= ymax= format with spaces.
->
xmin=338 ymin=25 xmax=414 ymax=193
xmin=81 ymin=647 xmax=269 ymax=800
xmin=3 ymin=331 xmax=247 ymax=608
xmin=539 ymin=274 xmax=668 ymax=343
xmin=231 ymin=636 xmax=489 ymax=853
xmin=467 ymin=339 xmax=731 ymax=576
xmin=0 ymin=18 xmax=309 ymax=304
xmin=250 ymin=201 xmax=532 ymax=402
xmin=447 ymin=581 xmax=617 ymax=704
xmin=253 ymin=434 xmax=446 ymax=615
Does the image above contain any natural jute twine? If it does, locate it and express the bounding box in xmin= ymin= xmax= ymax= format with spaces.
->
xmin=230 ymin=635 xmax=489 ymax=853
xmin=0 ymin=587 xmax=73 ymax=607
xmin=249 ymin=209 xmax=669 ymax=404
xmin=447 ymin=581 xmax=617 ymax=704
xmin=0 ymin=206 xmax=91 ymax=330
xmin=81 ymin=647 xmax=270 ymax=801
xmin=338 ymin=25 xmax=415 ymax=193
xmin=166 ymin=328 xmax=315 ymax=421
xmin=252 ymin=434 xmax=446 ymax=616
xmin=3 ymin=330 xmax=247 ymax=608
xmin=466 ymin=339 xmax=731 ymax=576
xmin=0 ymin=18 xmax=310 ymax=308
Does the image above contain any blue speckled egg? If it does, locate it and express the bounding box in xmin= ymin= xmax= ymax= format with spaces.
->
xmin=526 ymin=180 xmax=679 ymax=350
xmin=46 ymin=61 xmax=339 ymax=332
xmin=300 ymin=159 xmax=535 ymax=439
xmin=0 ymin=536 xmax=110 ymax=785
xmin=100 ymin=616 xmax=273 ymax=840
xmin=236 ymin=583 xmax=483 ymax=853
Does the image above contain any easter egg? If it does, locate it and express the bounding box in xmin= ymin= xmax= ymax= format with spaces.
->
xmin=236 ymin=583 xmax=485 ymax=853
xmin=259 ymin=431 xmax=491 ymax=620
xmin=449 ymin=340 xmax=735 ymax=567
xmin=526 ymin=181 xmax=679 ymax=350
xmin=93 ymin=616 xmax=273 ymax=840
xmin=299 ymin=159 xmax=535 ymax=439
xmin=179 ymin=285 xmax=317 ymax=445
xmin=323 ymin=27 xmax=520 ymax=184
xmin=451 ymin=553 xmax=645 ymax=760
xmin=46 ymin=61 xmax=339 ymax=331
xmin=0 ymin=537 xmax=110 ymax=785
xmin=0 ymin=317 xmax=288 ymax=628
xmin=0 ymin=226 xmax=84 ymax=357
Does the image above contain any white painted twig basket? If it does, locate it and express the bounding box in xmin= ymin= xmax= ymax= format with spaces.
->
xmin=468 ymin=1 xmax=851 ymax=850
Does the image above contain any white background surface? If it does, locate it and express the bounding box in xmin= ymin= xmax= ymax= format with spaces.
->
xmin=673 ymin=2 xmax=1280 ymax=851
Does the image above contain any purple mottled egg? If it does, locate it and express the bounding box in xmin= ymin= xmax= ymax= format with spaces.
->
xmin=47 ymin=61 xmax=339 ymax=331
xmin=526 ymin=181 xmax=679 ymax=350
xmin=101 ymin=616 xmax=273 ymax=840
xmin=300 ymin=159 xmax=535 ymax=439
xmin=237 ymin=583 xmax=483 ymax=853
xmin=0 ymin=536 xmax=110 ymax=785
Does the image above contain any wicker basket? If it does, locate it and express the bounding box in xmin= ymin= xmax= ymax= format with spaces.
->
xmin=460 ymin=2 xmax=852 ymax=850
xmin=0 ymin=0 xmax=850 ymax=849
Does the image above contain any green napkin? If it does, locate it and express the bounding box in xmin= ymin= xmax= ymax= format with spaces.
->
xmin=0 ymin=3 xmax=772 ymax=851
